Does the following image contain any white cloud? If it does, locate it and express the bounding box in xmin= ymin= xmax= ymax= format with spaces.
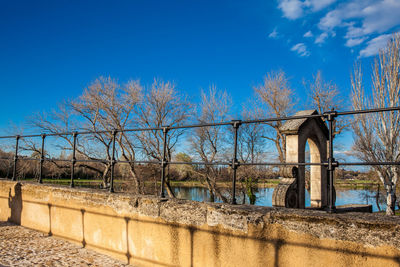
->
xmin=303 ymin=30 xmax=313 ymax=37
xmin=345 ymin=37 xmax=367 ymax=47
xmin=276 ymin=0 xmax=400 ymax=55
xmin=315 ymin=32 xmax=329 ymax=44
xmin=278 ymin=0 xmax=304 ymax=20
xmin=291 ymin=43 xmax=311 ymax=57
xmin=335 ymin=150 xmax=354 ymax=156
xmin=278 ymin=0 xmax=336 ymax=20
xmin=318 ymin=9 xmax=342 ymax=31
xmin=318 ymin=0 xmax=400 ymax=43
xmin=359 ymin=33 xmax=392 ymax=58
xmin=304 ymin=0 xmax=336 ymax=11
xmin=268 ymin=28 xmax=280 ymax=39
xmin=348 ymin=0 xmax=400 ymax=38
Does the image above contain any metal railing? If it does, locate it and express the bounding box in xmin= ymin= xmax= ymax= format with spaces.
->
xmin=1 ymin=106 xmax=400 ymax=213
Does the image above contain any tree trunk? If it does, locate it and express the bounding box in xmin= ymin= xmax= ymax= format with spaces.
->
xmin=204 ymin=176 xmax=215 ymax=202
xmin=375 ymin=184 xmax=381 ymax=212
xmin=162 ymin=166 xmax=175 ymax=198
xmin=212 ymin=183 xmax=229 ymax=203
xmin=208 ymin=168 xmax=229 ymax=203
xmin=385 ymin=183 xmax=396 ymax=215
xmin=164 ymin=179 xmax=175 ymax=198
xmin=128 ymin=164 xmax=142 ymax=194
xmin=102 ymin=165 xmax=110 ymax=188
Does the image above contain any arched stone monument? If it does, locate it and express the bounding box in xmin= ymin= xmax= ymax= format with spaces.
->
xmin=272 ymin=110 xmax=335 ymax=209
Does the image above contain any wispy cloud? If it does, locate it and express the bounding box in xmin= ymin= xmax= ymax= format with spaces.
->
xmin=278 ymin=0 xmax=336 ymax=20
xmin=306 ymin=0 xmax=336 ymax=12
xmin=276 ymin=0 xmax=400 ymax=57
xmin=278 ymin=0 xmax=304 ymax=20
xmin=335 ymin=150 xmax=354 ymax=157
xmin=315 ymin=32 xmax=328 ymax=44
xmin=291 ymin=43 xmax=310 ymax=57
xmin=359 ymin=33 xmax=393 ymax=58
xmin=303 ymin=30 xmax=313 ymax=37
xmin=319 ymin=0 xmax=400 ymax=35
xmin=268 ymin=28 xmax=280 ymax=39
xmin=345 ymin=37 xmax=367 ymax=47
xmin=317 ymin=0 xmax=400 ymax=56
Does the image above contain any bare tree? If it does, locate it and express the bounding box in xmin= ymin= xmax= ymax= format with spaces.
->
xmin=304 ymin=70 xmax=348 ymax=136
xmin=31 ymin=77 xmax=143 ymax=191
xmin=237 ymin=102 xmax=267 ymax=204
xmin=254 ymin=70 xmax=295 ymax=163
xmin=29 ymin=101 xmax=110 ymax=181
xmin=238 ymin=102 xmax=266 ymax=164
xmin=190 ymin=86 xmax=231 ymax=202
xmin=351 ymin=34 xmax=400 ymax=215
xmin=71 ymin=77 xmax=143 ymax=191
xmin=135 ymin=79 xmax=192 ymax=197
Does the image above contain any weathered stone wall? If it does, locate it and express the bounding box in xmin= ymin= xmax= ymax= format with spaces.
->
xmin=1 ymin=179 xmax=400 ymax=267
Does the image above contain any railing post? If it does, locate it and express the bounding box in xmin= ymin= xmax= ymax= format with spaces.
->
xmin=160 ymin=126 xmax=169 ymax=198
xmin=70 ymin=132 xmax=78 ymax=188
xmin=39 ymin=134 xmax=46 ymax=184
xmin=325 ymin=110 xmax=338 ymax=213
xmin=231 ymin=120 xmax=241 ymax=205
xmin=12 ymin=135 xmax=20 ymax=181
xmin=109 ymin=130 xmax=117 ymax=193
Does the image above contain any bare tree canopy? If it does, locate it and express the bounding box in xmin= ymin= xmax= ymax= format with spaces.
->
xmin=30 ymin=77 xmax=143 ymax=189
xmin=190 ymin=85 xmax=231 ymax=202
xmin=239 ymin=101 xmax=266 ymax=164
xmin=351 ymin=34 xmax=400 ymax=215
xmin=304 ymin=70 xmax=348 ymax=137
xmin=135 ymin=79 xmax=192 ymax=197
xmin=254 ymin=70 xmax=295 ymax=163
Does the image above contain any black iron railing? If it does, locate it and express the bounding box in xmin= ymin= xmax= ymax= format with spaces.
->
xmin=1 ymin=106 xmax=400 ymax=213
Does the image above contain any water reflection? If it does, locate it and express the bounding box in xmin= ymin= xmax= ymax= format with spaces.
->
xmin=172 ymin=186 xmax=392 ymax=212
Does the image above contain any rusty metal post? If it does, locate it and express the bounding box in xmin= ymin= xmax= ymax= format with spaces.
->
xmin=39 ymin=134 xmax=46 ymax=184
xmin=160 ymin=126 xmax=169 ymax=198
xmin=12 ymin=135 xmax=20 ymax=181
xmin=70 ymin=132 xmax=78 ymax=188
xmin=109 ymin=130 xmax=117 ymax=193
xmin=325 ymin=110 xmax=338 ymax=213
xmin=231 ymin=120 xmax=241 ymax=204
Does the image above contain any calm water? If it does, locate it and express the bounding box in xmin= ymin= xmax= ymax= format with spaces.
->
xmin=172 ymin=186 xmax=392 ymax=212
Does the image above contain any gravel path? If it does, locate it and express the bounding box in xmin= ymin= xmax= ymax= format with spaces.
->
xmin=0 ymin=221 xmax=132 ymax=267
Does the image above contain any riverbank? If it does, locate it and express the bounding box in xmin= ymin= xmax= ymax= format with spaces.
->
xmin=12 ymin=178 xmax=388 ymax=190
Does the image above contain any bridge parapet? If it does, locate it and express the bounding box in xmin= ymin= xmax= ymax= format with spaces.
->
xmin=0 ymin=180 xmax=399 ymax=267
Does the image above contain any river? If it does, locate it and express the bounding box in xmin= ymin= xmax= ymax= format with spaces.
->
xmin=172 ymin=186 xmax=393 ymax=212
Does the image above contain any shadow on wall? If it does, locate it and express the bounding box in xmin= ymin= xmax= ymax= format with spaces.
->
xmin=8 ymin=182 xmax=22 ymax=224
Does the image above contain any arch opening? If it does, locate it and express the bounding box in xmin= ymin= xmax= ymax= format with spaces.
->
xmin=307 ymin=137 xmax=325 ymax=208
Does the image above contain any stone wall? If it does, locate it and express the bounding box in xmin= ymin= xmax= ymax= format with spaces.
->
xmin=1 ymin=179 xmax=399 ymax=267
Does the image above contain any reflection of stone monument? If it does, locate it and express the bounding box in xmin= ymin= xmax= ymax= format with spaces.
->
xmin=272 ymin=110 xmax=335 ymax=209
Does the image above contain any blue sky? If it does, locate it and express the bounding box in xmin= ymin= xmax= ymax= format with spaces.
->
xmin=0 ymin=0 xmax=399 ymax=139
